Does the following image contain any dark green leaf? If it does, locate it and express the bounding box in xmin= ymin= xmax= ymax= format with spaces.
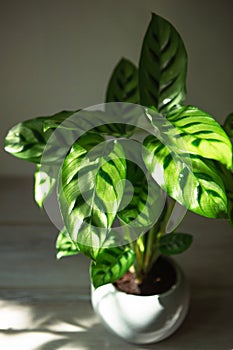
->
xmin=139 ymin=13 xmax=187 ymax=112
xmin=223 ymin=112 xmax=233 ymax=139
xmin=214 ymin=161 xmax=233 ymax=227
xmin=90 ymin=247 xmax=135 ymax=288
xmin=158 ymin=233 xmax=193 ymax=255
xmin=106 ymin=58 xmax=139 ymax=104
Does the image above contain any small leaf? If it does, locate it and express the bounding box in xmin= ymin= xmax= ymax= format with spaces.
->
xmin=139 ymin=13 xmax=187 ymax=112
xmin=214 ymin=161 xmax=233 ymax=227
xmin=105 ymin=58 xmax=140 ymax=136
xmin=90 ymin=247 xmax=135 ymax=288
xmin=223 ymin=112 xmax=233 ymax=139
xmin=34 ymin=164 xmax=56 ymax=207
xmin=56 ymin=227 xmax=80 ymax=259
xmin=106 ymin=58 xmax=139 ymax=104
xmin=158 ymin=233 xmax=193 ymax=255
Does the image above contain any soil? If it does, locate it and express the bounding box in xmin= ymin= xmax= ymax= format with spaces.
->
xmin=114 ymin=257 xmax=177 ymax=296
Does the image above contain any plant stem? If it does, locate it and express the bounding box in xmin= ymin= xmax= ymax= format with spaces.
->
xmin=135 ymin=197 xmax=177 ymax=279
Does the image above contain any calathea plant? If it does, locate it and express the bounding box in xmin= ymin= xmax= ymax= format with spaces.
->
xmin=4 ymin=13 xmax=233 ymax=292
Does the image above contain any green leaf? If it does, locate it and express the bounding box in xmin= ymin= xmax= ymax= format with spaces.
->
xmin=105 ymin=58 xmax=140 ymax=136
xmin=56 ymin=227 xmax=80 ymax=259
xmin=90 ymin=247 xmax=135 ymax=288
xmin=143 ymin=135 xmax=228 ymax=218
xmin=117 ymin=159 xmax=165 ymax=231
xmin=4 ymin=110 xmax=76 ymax=164
xmin=106 ymin=58 xmax=139 ymax=104
xmin=166 ymin=105 xmax=232 ymax=169
xmin=139 ymin=13 xmax=187 ymax=112
xmin=4 ymin=116 xmax=51 ymax=163
xmin=34 ymin=164 xmax=57 ymax=207
xmin=214 ymin=161 xmax=233 ymax=226
xmin=223 ymin=112 xmax=233 ymax=139
xmin=44 ymin=109 xmax=132 ymax=138
xmin=59 ymin=135 xmax=127 ymax=255
xmin=158 ymin=233 xmax=193 ymax=255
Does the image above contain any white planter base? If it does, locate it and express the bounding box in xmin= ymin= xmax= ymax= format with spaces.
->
xmin=91 ymin=259 xmax=190 ymax=344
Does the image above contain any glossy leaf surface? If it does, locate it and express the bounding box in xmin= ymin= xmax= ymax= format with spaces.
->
xmin=139 ymin=13 xmax=187 ymax=112
xmin=44 ymin=109 xmax=133 ymax=138
xmin=106 ymin=58 xmax=139 ymax=104
xmin=56 ymin=227 xmax=80 ymax=259
xmin=143 ymin=135 xmax=228 ymax=218
xmin=59 ymin=135 xmax=127 ymax=254
xmin=117 ymin=159 xmax=165 ymax=232
xmin=158 ymin=233 xmax=193 ymax=255
xmin=90 ymin=247 xmax=135 ymax=288
xmin=166 ymin=106 xmax=232 ymax=169
xmin=4 ymin=111 xmax=76 ymax=164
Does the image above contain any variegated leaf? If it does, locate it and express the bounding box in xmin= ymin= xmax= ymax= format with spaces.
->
xmin=106 ymin=58 xmax=139 ymax=104
xmin=117 ymin=160 xmax=165 ymax=231
xmin=166 ymin=105 xmax=232 ymax=169
xmin=90 ymin=247 xmax=135 ymax=288
xmin=4 ymin=110 xmax=77 ymax=164
xmin=56 ymin=227 xmax=80 ymax=259
xmin=139 ymin=13 xmax=187 ymax=112
xmin=59 ymin=135 xmax=127 ymax=254
xmin=143 ymin=135 xmax=228 ymax=218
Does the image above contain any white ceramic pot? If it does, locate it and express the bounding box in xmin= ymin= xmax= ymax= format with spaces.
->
xmin=91 ymin=259 xmax=190 ymax=344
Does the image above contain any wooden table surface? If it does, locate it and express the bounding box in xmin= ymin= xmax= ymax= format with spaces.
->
xmin=0 ymin=177 xmax=233 ymax=350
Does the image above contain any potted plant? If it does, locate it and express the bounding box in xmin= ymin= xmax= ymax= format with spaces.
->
xmin=4 ymin=12 xmax=233 ymax=344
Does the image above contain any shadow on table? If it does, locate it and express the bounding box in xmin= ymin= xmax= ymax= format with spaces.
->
xmin=2 ymin=287 xmax=231 ymax=350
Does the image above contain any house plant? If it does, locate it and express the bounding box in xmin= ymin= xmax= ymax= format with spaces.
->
xmin=4 ymin=12 xmax=233 ymax=344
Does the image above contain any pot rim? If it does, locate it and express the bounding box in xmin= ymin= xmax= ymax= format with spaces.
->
xmin=93 ymin=257 xmax=184 ymax=299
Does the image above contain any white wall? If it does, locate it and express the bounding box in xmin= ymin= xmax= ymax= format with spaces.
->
xmin=1 ymin=0 xmax=233 ymax=176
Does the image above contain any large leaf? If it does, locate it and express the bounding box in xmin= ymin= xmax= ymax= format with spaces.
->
xmin=59 ymin=135 xmax=127 ymax=254
xmin=4 ymin=110 xmax=76 ymax=164
xmin=143 ymin=135 xmax=228 ymax=218
xmin=139 ymin=13 xmax=187 ymax=112
xmin=44 ymin=109 xmax=133 ymax=138
xmin=158 ymin=233 xmax=193 ymax=255
xmin=90 ymin=247 xmax=135 ymax=288
xmin=166 ymin=106 xmax=232 ymax=169
xmin=56 ymin=227 xmax=80 ymax=259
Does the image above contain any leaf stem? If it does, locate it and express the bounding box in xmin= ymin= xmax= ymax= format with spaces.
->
xmin=138 ymin=197 xmax=176 ymax=278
